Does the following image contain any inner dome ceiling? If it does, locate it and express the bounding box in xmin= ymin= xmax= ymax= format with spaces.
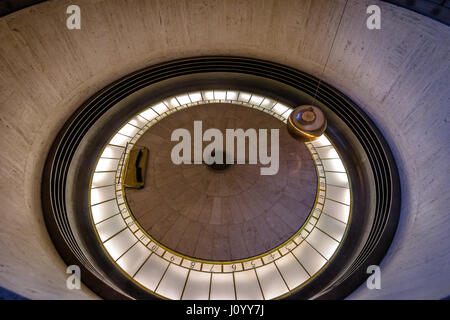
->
xmin=126 ymin=103 xmax=317 ymax=261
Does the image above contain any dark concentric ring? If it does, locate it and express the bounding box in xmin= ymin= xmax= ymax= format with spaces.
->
xmin=41 ymin=56 xmax=401 ymax=299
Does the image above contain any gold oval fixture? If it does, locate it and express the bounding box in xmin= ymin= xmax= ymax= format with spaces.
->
xmin=287 ymin=105 xmax=327 ymax=141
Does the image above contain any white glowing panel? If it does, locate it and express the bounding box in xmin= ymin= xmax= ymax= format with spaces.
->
xmin=182 ymin=271 xmax=211 ymax=300
xmin=238 ymin=92 xmax=251 ymax=102
xmin=140 ymin=108 xmax=158 ymax=121
xmin=101 ymin=145 xmax=124 ymax=159
xmin=326 ymin=185 xmax=350 ymax=205
xmin=260 ymin=98 xmax=276 ymax=109
xmin=210 ymin=273 xmax=235 ymax=300
xmin=312 ymin=135 xmax=332 ymax=147
xmin=292 ymin=241 xmax=327 ymax=275
xmin=96 ymin=214 xmax=126 ymax=242
xmin=316 ymin=214 xmax=347 ymax=242
xmin=189 ymin=92 xmax=202 ymax=102
xmin=203 ymin=91 xmax=214 ymax=100
xmin=109 ymin=134 xmax=130 ymax=147
xmin=152 ymin=102 xmax=169 ymax=114
xmin=325 ymin=172 xmax=349 ymax=188
xmin=165 ymin=98 xmax=180 ymax=109
xmin=316 ymin=146 xmax=338 ymax=159
xmin=91 ymin=200 xmax=120 ymax=224
xmin=234 ymin=270 xmax=263 ymax=300
xmin=118 ymin=124 xmax=139 ymax=137
xmin=214 ymin=90 xmax=226 ymax=100
xmin=323 ymin=199 xmax=350 ymax=223
xmin=90 ymin=185 xmax=115 ymax=205
xmin=156 ymin=264 xmax=189 ymax=300
xmin=92 ymin=172 xmax=115 ymax=188
xmin=116 ymin=242 xmax=151 ymax=276
xmin=226 ymin=91 xmax=238 ymax=100
xmin=134 ymin=254 xmax=169 ymax=291
xmin=282 ymin=108 xmax=293 ymax=119
xmin=307 ymin=228 xmax=339 ymax=260
xmin=95 ymin=158 xmax=119 ymax=172
xmin=272 ymin=103 xmax=289 ymax=116
xmin=176 ymin=95 xmax=191 ymax=106
xmin=103 ymin=228 xmax=137 ymax=260
xmin=275 ymin=253 xmax=309 ymax=290
xmin=249 ymin=95 xmax=264 ymax=105
xmin=256 ymin=263 xmax=289 ymax=299
xmin=322 ymin=159 xmax=346 ymax=172
xmin=128 ymin=116 xmax=148 ymax=128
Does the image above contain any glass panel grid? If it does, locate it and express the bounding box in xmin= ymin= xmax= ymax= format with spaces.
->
xmin=89 ymin=90 xmax=352 ymax=300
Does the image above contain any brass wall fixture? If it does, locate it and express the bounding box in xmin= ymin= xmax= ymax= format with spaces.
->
xmin=124 ymin=147 xmax=148 ymax=189
xmin=287 ymin=105 xmax=327 ymax=142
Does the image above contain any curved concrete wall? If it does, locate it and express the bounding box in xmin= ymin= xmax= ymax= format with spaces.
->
xmin=0 ymin=0 xmax=448 ymax=299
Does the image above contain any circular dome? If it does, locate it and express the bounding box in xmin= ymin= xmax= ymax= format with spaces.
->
xmin=125 ymin=103 xmax=317 ymax=261
xmin=42 ymin=57 xmax=401 ymax=300
xmin=88 ymin=88 xmax=351 ymax=300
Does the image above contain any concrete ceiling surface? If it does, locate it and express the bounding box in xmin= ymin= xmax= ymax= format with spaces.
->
xmin=0 ymin=0 xmax=448 ymax=299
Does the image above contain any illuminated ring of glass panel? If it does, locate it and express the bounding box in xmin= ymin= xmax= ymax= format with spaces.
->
xmin=89 ymin=90 xmax=352 ymax=300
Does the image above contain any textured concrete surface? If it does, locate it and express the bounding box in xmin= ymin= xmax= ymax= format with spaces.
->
xmin=126 ymin=104 xmax=316 ymax=261
xmin=0 ymin=0 xmax=448 ymax=299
